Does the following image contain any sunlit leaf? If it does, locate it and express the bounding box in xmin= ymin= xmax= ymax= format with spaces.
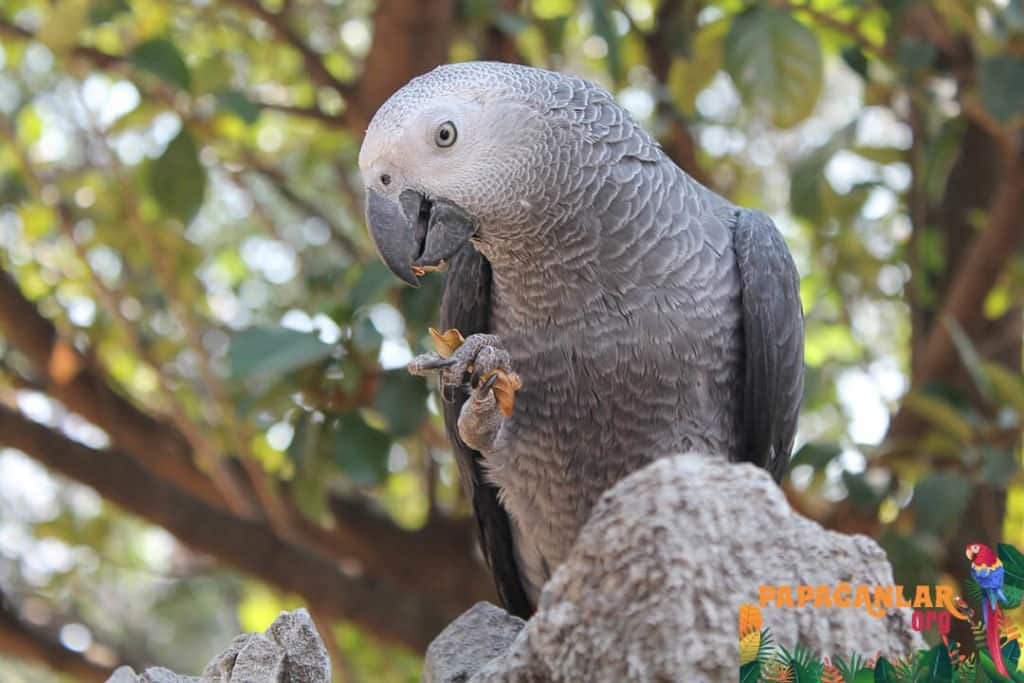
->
xmin=983 ymin=362 xmax=1024 ymax=415
xmin=724 ymin=7 xmax=823 ymax=128
xmin=667 ymin=20 xmax=727 ymax=115
xmin=37 ymin=0 xmax=90 ymax=52
xmin=902 ymin=391 xmax=974 ymax=443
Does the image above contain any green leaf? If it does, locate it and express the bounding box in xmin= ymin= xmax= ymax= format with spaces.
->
xmin=963 ymin=577 xmax=984 ymax=610
xmin=915 ymin=644 xmax=953 ymax=683
xmin=148 ymin=130 xmax=207 ymax=223
xmin=790 ymin=149 xmax=831 ymax=224
xmin=998 ymin=543 xmax=1024 ymax=591
xmin=873 ymin=656 xmax=897 ymax=682
xmin=841 ymin=45 xmax=868 ymax=79
xmin=331 ymin=413 xmax=390 ymax=485
xmin=724 ymin=7 xmax=823 ymax=128
xmin=852 ymin=668 xmax=873 ymax=683
xmin=374 ymin=370 xmax=429 ymax=437
xmin=777 ymin=645 xmax=823 ymax=681
xmin=901 ymin=391 xmax=974 ymax=443
xmin=853 ymin=146 xmax=905 ymax=164
xmin=924 ymin=117 xmax=965 ymax=203
xmin=978 ymin=652 xmax=1016 ymax=683
xmin=399 ymin=272 xmax=445 ymax=332
xmin=1004 ymin=638 xmax=1021 ymax=671
xmin=216 ymin=91 xmax=261 ymax=124
xmin=131 ymin=38 xmax=191 ymax=92
xmin=37 ymin=0 xmax=90 ymax=52
xmin=739 ymin=661 xmax=759 ymax=683
xmin=984 ymin=362 xmax=1024 ymax=415
xmin=229 ymin=327 xmax=334 ymax=381
xmin=787 ymin=442 xmax=841 ymax=472
xmin=912 ymin=472 xmax=972 ymax=536
xmin=979 ymin=56 xmax=1024 ymax=124
xmin=351 ymin=261 xmax=396 ymax=310
xmin=588 ymin=0 xmax=622 ymax=84
xmin=90 ymin=0 xmax=131 ymax=24
xmin=895 ymin=38 xmax=936 ymax=72
xmin=287 ymin=412 xmax=329 ymax=522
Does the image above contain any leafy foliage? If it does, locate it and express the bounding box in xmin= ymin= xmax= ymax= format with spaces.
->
xmin=0 ymin=0 xmax=1021 ymax=680
xmin=742 ymin=626 xmax=1015 ymax=682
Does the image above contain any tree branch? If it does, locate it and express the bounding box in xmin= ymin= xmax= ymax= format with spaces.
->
xmin=0 ymin=596 xmax=115 ymax=683
xmin=0 ymin=270 xmax=228 ymax=511
xmin=225 ymin=0 xmax=350 ymax=95
xmin=344 ymin=0 xmax=457 ymax=131
xmin=0 ymin=268 xmax=493 ymax=619
xmin=642 ymin=0 xmax=711 ymax=187
xmin=0 ymin=405 xmax=457 ymax=650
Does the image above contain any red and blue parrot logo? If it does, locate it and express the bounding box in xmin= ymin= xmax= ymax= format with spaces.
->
xmin=967 ymin=542 xmax=1010 ymax=677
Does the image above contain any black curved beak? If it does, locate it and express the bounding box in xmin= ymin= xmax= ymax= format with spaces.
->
xmin=365 ymin=188 xmax=476 ymax=287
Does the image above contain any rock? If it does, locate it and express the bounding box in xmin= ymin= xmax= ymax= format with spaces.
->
xmin=421 ymin=603 xmax=526 ymax=683
xmin=107 ymin=609 xmax=329 ymax=683
xmin=424 ymin=454 xmax=925 ymax=683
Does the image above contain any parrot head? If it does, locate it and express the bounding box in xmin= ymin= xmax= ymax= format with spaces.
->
xmin=966 ymin=543 xmax=998 ymax=566
xmin=358 ymin=62 xmax=600 ymax=286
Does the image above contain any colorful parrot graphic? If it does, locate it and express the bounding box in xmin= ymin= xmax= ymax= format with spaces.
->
xmin=967 ymin=542 xmax=1009 ymax=677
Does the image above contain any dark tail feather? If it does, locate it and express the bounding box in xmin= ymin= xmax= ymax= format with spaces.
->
xmin=987 ymin=601 xmax=1009 ymax=677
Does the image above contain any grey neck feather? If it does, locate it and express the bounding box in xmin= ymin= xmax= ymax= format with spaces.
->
xmin=475 ymin=156 xmax=704 ymax=330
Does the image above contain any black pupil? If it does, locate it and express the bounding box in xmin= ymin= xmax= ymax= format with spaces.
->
xmin=439 ymin=127 xmax=450 ymax=140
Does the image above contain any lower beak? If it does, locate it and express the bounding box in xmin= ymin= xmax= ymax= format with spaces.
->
xmin=364 ymin=188 xmax=476 ymax=287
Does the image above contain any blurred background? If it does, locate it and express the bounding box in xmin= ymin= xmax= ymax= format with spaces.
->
xmin=0 ymin=0 xmax=1021 ymax=680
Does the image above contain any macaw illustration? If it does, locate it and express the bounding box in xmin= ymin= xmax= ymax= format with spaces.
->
xmin=966 ymin=542 xmax=1009 ymax=677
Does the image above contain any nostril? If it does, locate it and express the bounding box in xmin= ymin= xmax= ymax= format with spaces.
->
xmin=380 ymin=173 xmax=391 ymax=187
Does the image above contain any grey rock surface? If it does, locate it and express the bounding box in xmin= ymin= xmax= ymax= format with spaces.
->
xmin=421 ymin=603 xmax=526 ymax=683
xmin=424 ymin=454 xmax=925 ymax=683
xmin=106 ymin=609 xmax=329 ymax=683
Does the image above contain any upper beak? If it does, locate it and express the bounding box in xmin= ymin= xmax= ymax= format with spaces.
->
xmin=965 ymin=548 xmax=974 ymax=560
xmin=364 ymin=188 xmax=477 ymax=287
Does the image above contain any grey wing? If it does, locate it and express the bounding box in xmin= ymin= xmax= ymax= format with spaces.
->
xmin=732 ymin=208 xmax=804 ymax=480
xmin=440 ymin=244 xmax=533 ymax=618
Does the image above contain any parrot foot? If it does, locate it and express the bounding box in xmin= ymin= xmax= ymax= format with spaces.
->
xmin=458 ymin=372 xmax=507 ymax=452
xmin=408 ymin=334 xmax=513 ymax=452
xmin=408 ymin=333 xmax=508 ymax=388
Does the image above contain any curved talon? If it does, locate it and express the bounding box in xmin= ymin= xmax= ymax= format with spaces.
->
xmin=417 ymin=356 xmax=458 ymax=370
xmin=482 ymin=373 xmax=499 ymax=393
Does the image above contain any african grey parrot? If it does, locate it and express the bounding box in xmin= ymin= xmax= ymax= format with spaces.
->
xmin=358 ymin=62 xmax=804 ymax=618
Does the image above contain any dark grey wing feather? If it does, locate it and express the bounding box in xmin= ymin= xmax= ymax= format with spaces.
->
xmin=732 ymin=208 xmax=804 ymax=480
xmin=440 ymin=245 xmax=532 ymax=618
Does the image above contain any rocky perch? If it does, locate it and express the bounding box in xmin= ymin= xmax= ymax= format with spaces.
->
xmin=423 ymin=454 xmax=924 ymax=683
xmin=105 ymin=609 xmax=330 ymax=683
xmin=104 ymin=455 xmax=924 ymax=683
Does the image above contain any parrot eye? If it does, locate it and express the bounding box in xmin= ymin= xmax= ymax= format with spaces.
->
xmin=435 ymin=121 xmax=457 ymax=148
